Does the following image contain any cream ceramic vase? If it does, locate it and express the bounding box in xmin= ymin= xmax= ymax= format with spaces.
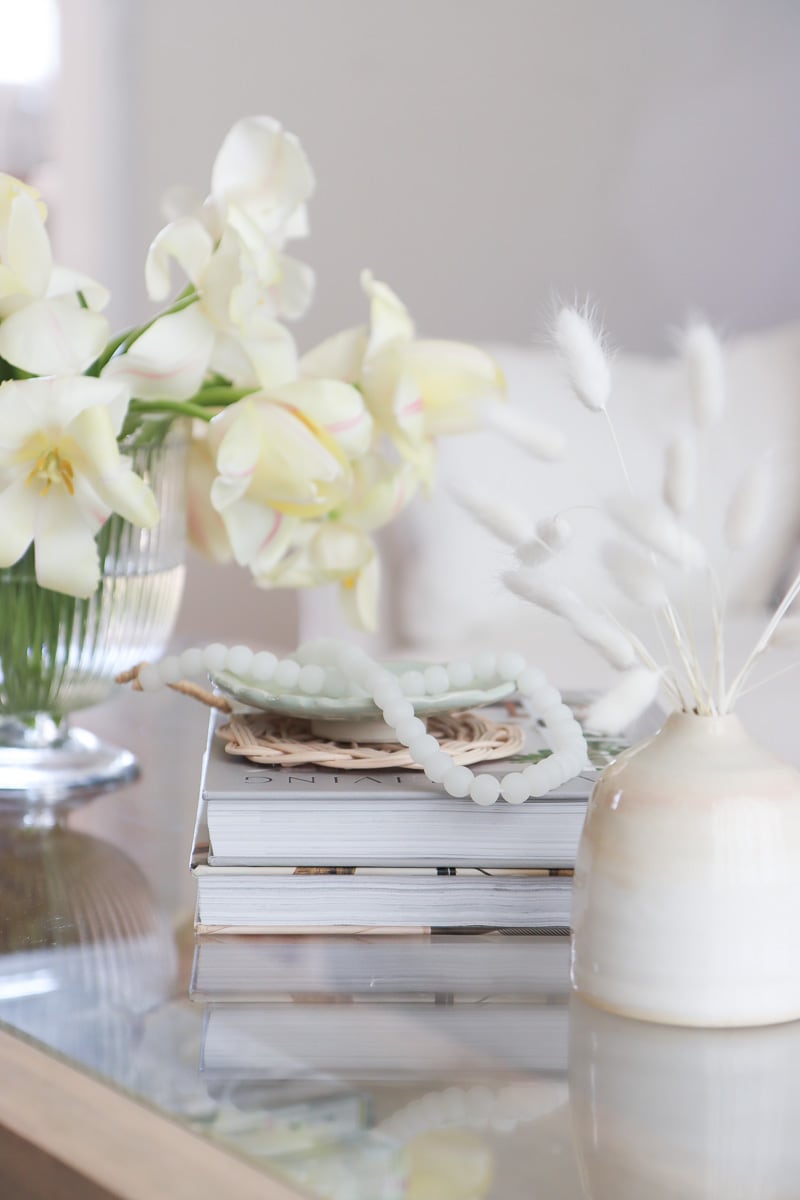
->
xmin=571 ymin=711 xmax=800 ymax=1027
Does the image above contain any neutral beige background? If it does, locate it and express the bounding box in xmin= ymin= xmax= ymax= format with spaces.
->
xmin=51 ymin=0 xmax=800 ymax=647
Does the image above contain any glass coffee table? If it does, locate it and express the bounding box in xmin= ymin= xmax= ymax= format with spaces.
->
xmin=1 ymin=683 xmax=798 ymax=1199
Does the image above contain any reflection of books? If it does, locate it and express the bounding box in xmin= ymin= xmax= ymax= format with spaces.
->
xmin=191 ymin=838 xmax=573 ymax=930
xmin=201 ymin=1001 xmax=569 ymax=1079
xmin=190 ymin=933 xmax=571 ymax=1000
xmin=201 ymin=706 xmax=593 ymax=868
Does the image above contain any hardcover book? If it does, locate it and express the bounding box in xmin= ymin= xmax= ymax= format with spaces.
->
xmin=199 ymin=701 xmax=615 ymax=869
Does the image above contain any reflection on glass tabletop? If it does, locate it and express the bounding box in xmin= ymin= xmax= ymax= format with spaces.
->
xmin=0 ymin=687 xmax=798 ymax=1199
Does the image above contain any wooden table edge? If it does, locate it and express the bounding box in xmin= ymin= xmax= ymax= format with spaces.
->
xmin=0 ymin=1026 xmax=309 ymax=1200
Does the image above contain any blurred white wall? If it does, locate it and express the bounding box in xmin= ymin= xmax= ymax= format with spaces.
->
xmin=50 ymin=0 xmax=800 ymax=647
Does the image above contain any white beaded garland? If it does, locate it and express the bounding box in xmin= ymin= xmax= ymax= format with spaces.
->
xmin=516 ymin=667 xmax=546 ymax=695
xmin=424 ymin=750 xmax=455 ymax=784
xmin=179 ymin=647 xmax=206 ymax=677
xmin=473 ymin=651 xmax=497 ymax=683
xmin=273 ymin=659 xmax=301 ymax=688
xmin=324 ymin=669 xmax=347 ymax=698
xmin=158 ymin=655 xmax=183 ymax=684
xmin=443 ymin=765 xmax=473 ymax=797
xmin=395 ymin=716 xmax=426 ymax=745
xmin=226 ymin=645 xmax=254 ymax=676
xmin=409 ymin=733 xmax=440 ymax=763
xmin=447 ymin=660 xmax=474 ymax=688
xmin=382 ymin=698 xmax=415 ymax=726
xmin=298 ymin=664 xmax=325 ymax=694
xmin=423 ymin=665 xmax=450 ymax=695
xmin=497 ymin=651 xmax=526 ymax=680
xmin=400 ymin=670 xmax=426 ymax=696
xmin=204 ymin=643 xmax=228 ymax=673
xmin=500 ymin=771 xmax=529 ymax=804
xmin=252 ymin=650 xmax=277 ymax=681
xmin=470 ymin=773 xmax=501 ymax=806
xmin=130 ymin=640 xmax=589 ymax=806
xmin=137 ymin=663 xmax=162 ymax=691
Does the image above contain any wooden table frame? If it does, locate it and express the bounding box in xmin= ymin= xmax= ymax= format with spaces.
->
xmin=0 ymin=1027 xmax=307 ymax=1200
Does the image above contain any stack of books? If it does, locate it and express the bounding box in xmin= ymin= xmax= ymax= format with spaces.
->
xmin=191 ymin=701 xmax=606 ymax=932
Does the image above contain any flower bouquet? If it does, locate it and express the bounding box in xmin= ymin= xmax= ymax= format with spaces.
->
xmin=0 ymin=115 xmax=505 ymax=802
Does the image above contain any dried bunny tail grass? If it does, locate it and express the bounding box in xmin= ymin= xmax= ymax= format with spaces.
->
xmin=503 ymin=568 xmax=637 ymax=671
xmin=663 ymin=433 xmax=697 ymax=515
xmin=584 ymin=668 xmax=663 ymax=735
xmin=450 ymin=484 xmax=533 ymax=547
xmin=682 ymin=321 xmax=725 ymax=429
xmin=602 ymin=540 xmax=667 ymax=608
xmin=537 ymin=514 xmax=572 ymax=550
xmin=516 ymin=514 xmax=573 ymax=567
xmin=724 ymin=459 xmax=772 ymax=550
xmin=552 ymin=306 xmax=612 ymax=413
xmin=608 ymin=496 xmax=706 ymax=570
xmin=771 ymin=617 xmax=800 ymax=649
xmin=486 ymin=405 xmax=566 ymax=461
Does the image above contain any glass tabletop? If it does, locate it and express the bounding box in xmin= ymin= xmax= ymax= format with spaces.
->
xmin=1 ymin=684 xmax=799 ymax=1200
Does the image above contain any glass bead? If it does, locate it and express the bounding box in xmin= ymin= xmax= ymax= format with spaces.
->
xmin=423 ymin=665 xmax=450 ymax=695
xmin=252 ymin=651 xmax=277 ymax=681
xmin=226 ymin=645 xmax=254 ymax=676
xmin=203 ymin=643 xmax=228 ymax=673
xmin=274 ymin=659 xmax=301 ymax=688
xmin=443 ymin=765 xmax=473 ymax=797
xmin=299 ymin=664 xmax=325 ymax=694
xmin=500 ymin=771 xmax=529 ymax=804
xmin=470 ymin=774 xmax=500 ymax=806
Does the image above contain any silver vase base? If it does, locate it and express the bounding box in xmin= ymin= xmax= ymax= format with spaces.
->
xmin=0 ymin=726 xmax=139 ymax=817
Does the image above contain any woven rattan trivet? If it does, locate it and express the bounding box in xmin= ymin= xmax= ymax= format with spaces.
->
xmin=217 ymin=709 xmax=525 ymax=770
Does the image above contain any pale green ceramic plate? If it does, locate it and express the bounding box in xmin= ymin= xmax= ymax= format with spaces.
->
xmin=210 ymin=660 xmax=515 ymax=722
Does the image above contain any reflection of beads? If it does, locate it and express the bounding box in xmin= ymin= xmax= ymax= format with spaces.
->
xmin=380 ymin=1079 xmax=568 ymax=1141
xmin=134 ymin=641 xmax=589 ymax=804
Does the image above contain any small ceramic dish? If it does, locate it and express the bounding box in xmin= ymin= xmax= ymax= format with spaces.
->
xmin=209 ymin=661 xmax=516 ymax=742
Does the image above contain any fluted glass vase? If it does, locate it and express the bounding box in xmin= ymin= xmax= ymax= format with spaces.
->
xmin=0 ymin=425 xmax=187 ymax=812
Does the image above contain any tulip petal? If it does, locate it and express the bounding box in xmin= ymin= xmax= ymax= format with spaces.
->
xmin=70 ymin=407 xmax=159 ymax=527
xmin=404 ymin=339 xmax=506 ymax=435
xmin=0 ymin=298 xmax=109 ymax=375
xmin=33 ymin=492 xmax=100 ymax=598
xmin=0 ymin=476 xmax=36 ymax=566
xmin=300 ymin=326 xmax=368 ymax=384
xmin=102 ymin=304 xmax=214 ymax=400
xmin=0 ymin=376 xmax=128 ymax=455
xmin=310 ymin=521 xmax=372 ymax=577
xmin=361 ymin=270 xmax=414 ymax=356
xmin=340 ymin=553 xmax=380 ymax=633
xmin=211 ymin=116 xmax=315 ymax=235
xmin=212 ymin=398 xmax=262 ymax=484
xmin=270 ymin=379 xmax=373 ymax=461
xmin=7 ymin=191 xmax=52 ymax=299
xmin=47 ymin=265 xmax=110 ymax=311
xmin=145 ymin=217 xmax=213 ymax=301
xmin=186 ymin=436 xmax=233 ymax=562
xmin=219 ymin=495 xmax=296 ymax=571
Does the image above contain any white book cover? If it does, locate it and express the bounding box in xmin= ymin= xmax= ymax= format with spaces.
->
xmin=199 ymin=699 xmax=633 ymax=868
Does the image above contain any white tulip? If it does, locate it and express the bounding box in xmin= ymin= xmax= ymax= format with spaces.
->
xmin=0 ymin=376 xmax=159 ymax=597
xmin=0 ymin=175 xmax=109 ymax=375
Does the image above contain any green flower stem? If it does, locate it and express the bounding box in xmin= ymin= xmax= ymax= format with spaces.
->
xmin=88 ymin=286 xmax=199 ymax=376
xmin=128 ymin=399 xmax=215 ymax=422
xmin=194 ymin=385 xmax=252 ymax=406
